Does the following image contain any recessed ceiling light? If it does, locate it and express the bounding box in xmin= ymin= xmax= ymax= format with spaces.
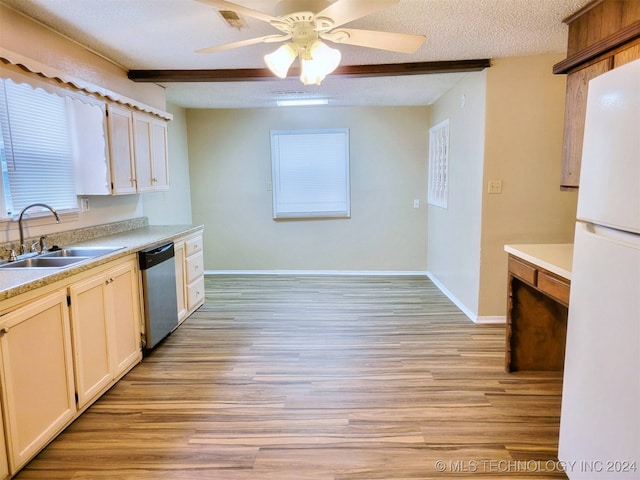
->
xmin=276 ymin=98 xmax=329 ymax=107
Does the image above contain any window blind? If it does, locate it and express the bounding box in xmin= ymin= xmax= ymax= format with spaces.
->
xmin=271 ymin=129 xmax=350 ymax=219
xmin=0 ymin=78 xmax=77 ymax=217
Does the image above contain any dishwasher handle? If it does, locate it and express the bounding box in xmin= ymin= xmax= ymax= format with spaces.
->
xmin=138 ymin=242 xmax=175 ymax=270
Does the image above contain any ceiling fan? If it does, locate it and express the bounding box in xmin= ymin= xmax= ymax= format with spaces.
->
xmin=195 ymin=0 xmax=426 ymax=85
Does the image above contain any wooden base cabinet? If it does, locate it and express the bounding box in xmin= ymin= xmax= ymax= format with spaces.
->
xmin=505 ymin=255 xmax=570 ymax=372
xmin=0 ymin=289 xmax=76 ymax=473
xmin=69 ymin=259 xmax=142 ymax=408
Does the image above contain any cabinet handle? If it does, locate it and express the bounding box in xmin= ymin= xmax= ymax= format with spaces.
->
xmin=0 ymin=327 xmax=9 ymax=335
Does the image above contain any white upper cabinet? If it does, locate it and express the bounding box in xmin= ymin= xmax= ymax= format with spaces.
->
xmin=67 ymin=97 xmax=112 ymax=196
xmin=106 ymin=103 xmax=137 ymax=195
xmin=106 ymin=104 xmax=170 ymax=195
xmin=151 ymin=117 xmax=170 ymax=191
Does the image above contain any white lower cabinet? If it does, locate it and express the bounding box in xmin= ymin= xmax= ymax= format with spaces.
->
xmin=0 ymin=255 xmax=143 ymax=476
xmin=174 ymin=239 xmax=188 ymax=323
xmin=0 ymin=410 xmax=7 ymax=480
xmin=175 ymin=231 xmax=205 ymax=320
xmin=0 ymin=289 xmax=76 ymax=473
xmin=69 ymin=259 xmax=142 ymax=408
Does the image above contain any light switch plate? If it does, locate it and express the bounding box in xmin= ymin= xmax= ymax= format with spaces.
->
xmin=487 ymin=180 xmax=503 ymax=194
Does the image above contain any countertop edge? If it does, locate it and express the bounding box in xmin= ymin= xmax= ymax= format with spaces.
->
xmin=0 ymin=224 xmax=204 ymax=302
xmin=504 ymin=243 xmax=573 ymax=281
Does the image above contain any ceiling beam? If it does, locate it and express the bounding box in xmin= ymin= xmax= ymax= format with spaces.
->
xmin=128 ymin=59 xmax=491 ymax=83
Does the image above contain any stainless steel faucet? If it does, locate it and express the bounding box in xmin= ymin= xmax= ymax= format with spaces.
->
xmin=17 ymin=203 xmax=61 ymax=255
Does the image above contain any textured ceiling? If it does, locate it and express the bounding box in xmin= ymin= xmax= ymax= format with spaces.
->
xmin=1 ymin=0 xmax=592 ymax=108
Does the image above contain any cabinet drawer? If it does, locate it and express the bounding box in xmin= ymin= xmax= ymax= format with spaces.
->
xmin=537 ymin=271 xmax=570 ymax=305
xmin=185 ymin=236 xmax=202 ymax=257
xmin=187 ymin=276 xmax=205 ymax=310
xmin=185 ymin=252 xmax=203 ymax=284
xmin=508 ymin=256 xmax=537 ymax=285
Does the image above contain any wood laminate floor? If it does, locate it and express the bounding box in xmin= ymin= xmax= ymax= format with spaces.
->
xmin=16 ymin=275 xmax=567 ymax=479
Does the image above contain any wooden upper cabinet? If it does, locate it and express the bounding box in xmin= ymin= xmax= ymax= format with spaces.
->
xmin=564 ymin=0 xmax=640 ymax=57
xmin=560 ymin=58 xmax=612 ymax=189
xmin=555 ymin=0 xmax=640 ymax=189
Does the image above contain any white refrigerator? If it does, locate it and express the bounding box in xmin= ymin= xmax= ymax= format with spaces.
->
xmin=558 ymin=59 xmax=640 ymax=478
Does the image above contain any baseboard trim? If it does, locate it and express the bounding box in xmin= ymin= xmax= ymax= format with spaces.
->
xmin=205 ymin=270 xmax=429 ymax=276
xmin=426 ymin=271 xmax=478 ymax=323
xmin=475 ymin=315 xmax=506 ymax=324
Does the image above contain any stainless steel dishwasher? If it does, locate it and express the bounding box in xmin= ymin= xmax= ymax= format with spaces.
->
xmin=138 ymin=242 xmax=179 ymax=352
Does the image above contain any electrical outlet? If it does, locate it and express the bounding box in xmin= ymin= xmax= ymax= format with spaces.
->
xmin=80 ymin=197 xmax=90 ymax=211
xmin=487 ymin=180 xmax=503 ymax=194
xmin=413 ymin=199 xmax=420 ymax=208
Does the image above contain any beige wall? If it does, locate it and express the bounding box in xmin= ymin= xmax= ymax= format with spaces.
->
xmin=0 ymin=4 xmax=192 ymax=245
xmin=143 ymin=103 xmax=193 ymax=226
xmin=428 ymin=55 xmax=578 ymax=321
xmin=427 ymin=71 xmax=487 ymax=317
xmin=187 ymin=106 xmax=429 ymax=272
xmin=479 ymin=55 xmax=577 ymax=317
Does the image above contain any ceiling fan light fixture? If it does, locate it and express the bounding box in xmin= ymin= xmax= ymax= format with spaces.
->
xmin=299 ymin=40 xmax=341 ymax=85
xmin=264 ymin=43 xmax=298 ymax=78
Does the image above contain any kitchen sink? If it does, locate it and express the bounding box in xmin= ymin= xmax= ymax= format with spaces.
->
xmin=0 ymin=246 xmax=124 ymax=269
xmin=0 ymin=256 xmax=88 ymax=269
xmin=43 ymin=246 xmax=124 ymax=258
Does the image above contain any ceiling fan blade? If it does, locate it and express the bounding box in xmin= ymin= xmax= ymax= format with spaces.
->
xmin=196 ymin=35 xmax=289 ymax=54
xmin=195 ymin=0 xmax=280 ymax=24
xmin=325 ymin=28 xmax=425 ymax=54
xmin=316 ymin=0 xmax=400 ymax=28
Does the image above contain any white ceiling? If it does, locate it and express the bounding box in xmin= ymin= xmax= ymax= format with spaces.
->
xmin=1 ymin=0 xmax=591 ymax=109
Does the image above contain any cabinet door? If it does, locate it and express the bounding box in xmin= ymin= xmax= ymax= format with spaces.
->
xmin=108 ymin=261 xmax=142 ymax=376
xmin=132 ymin=113 xmax=154 ymax=192
xmin=67 ymin=97 xmax=111 ymax=195
xmin=174 ymin=240 xmax=188 ymax=324
xmin=107 ymin=104 xmax=137 ymax=194
xmin=187 ymin=276 xmax=205 ymax=312
xmin=0 ymin=289 xmax=76 ymax=472
xmin=560 ymin=58 xmax=611 ymax=189
xmin=69 ymin=275 xmax=112 ymax=408
xmin=0 ymin=408 xmax=8 ymax=479
xmin=151 ymin=119 xmax=170 ymax=191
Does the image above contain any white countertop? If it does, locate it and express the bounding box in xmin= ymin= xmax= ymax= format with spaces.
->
xmin=0 ymin=224 xmax=203 ymax=301
xmin=504 ymin=243 xmax=574 ymax=280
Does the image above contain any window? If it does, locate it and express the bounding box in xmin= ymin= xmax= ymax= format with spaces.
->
xmin=271 ymin=128 xmax=350 ymax=219
xmin=427 ymin=119 xmax=449 ymax=208
xmin=0 ymin=78 xmax=78 ymax=218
